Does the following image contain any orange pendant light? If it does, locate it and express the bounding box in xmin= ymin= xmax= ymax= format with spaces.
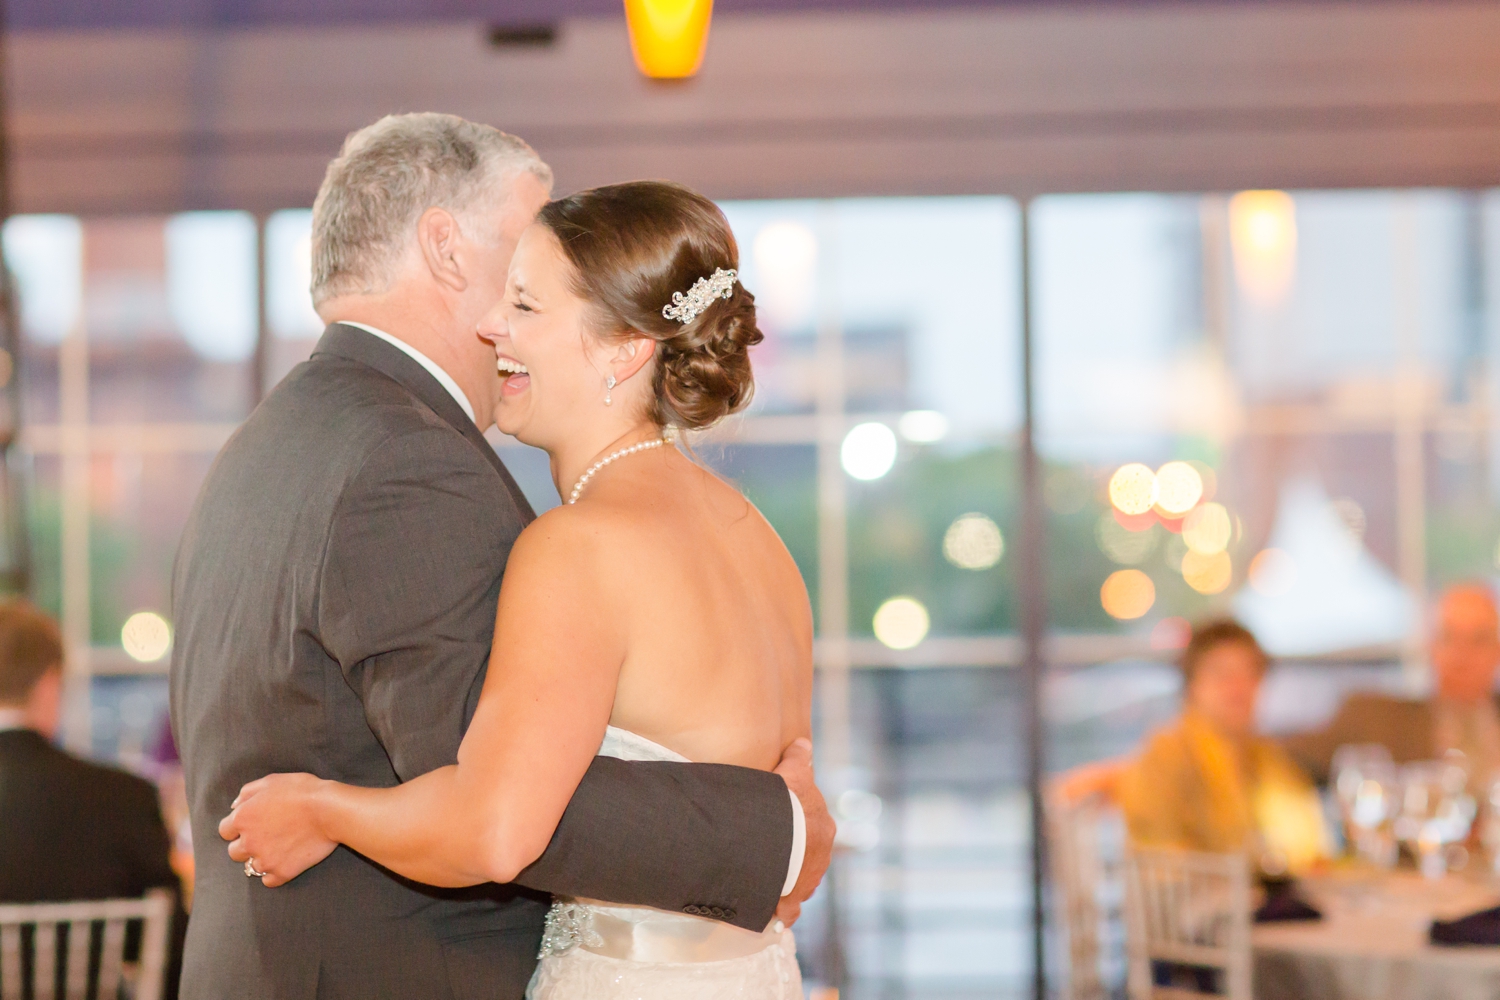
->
xmin=624 ymin=0 xmax=714 ymax=79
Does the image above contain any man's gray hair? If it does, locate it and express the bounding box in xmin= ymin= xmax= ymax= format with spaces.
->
xmin=310 ymin=113 xmax=553 ymax=305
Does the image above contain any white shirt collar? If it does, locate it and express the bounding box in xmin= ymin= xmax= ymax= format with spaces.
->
xmin=338 ymin=322 xmax=477 ymax=425
xmin=0 ymin=707 xmax=30 ymax=732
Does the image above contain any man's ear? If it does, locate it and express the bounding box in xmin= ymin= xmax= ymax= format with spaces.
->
xmin=416 ymin=207 xmax=467 ymax=293
xmin=611 ymin=336 xmax=658 ymax=384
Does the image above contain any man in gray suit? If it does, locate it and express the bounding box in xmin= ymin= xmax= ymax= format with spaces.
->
xmin=1281 ymin=583 xmax=1500 ymax=785
xmin=170 ymin=114 xmax=831 ymax=1000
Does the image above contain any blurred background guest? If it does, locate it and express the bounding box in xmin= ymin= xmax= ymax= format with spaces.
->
xmin=1281 ymin=583 xmax=1500 ymax=787
xmin=1118 ymin=619 xmax=1327 ymax=874
xmin=0 ymin=600 xmax=184 ymax=998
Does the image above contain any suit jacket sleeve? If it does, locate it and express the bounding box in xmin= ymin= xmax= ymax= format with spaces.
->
xmin=319 ymin=427 xmax=794 ymax=931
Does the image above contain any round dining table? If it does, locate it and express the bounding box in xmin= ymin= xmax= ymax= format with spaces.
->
xmin=1253 ymin=869 xmax=1500 ymax=1000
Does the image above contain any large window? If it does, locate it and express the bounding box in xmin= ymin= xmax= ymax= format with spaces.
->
xmin=1036 ymin=191 xmax=1498 ymax=745
xmin=10 ymin=188 xmax=1500 ymax=998
xmin=707 ymin=199 xmax=1027 ymax=998
xmin=1036 ymin=188 xmax=1500 ymax=996
xmin=6 ymin=212 xmax=256 ymax=761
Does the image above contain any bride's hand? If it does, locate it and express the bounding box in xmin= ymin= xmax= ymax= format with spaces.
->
xmin=219 ymin=773 xmax=338 ymax=887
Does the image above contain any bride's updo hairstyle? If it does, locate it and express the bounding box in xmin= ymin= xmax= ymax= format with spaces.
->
xmin=537 ymin=181 xmax=762 ymax=430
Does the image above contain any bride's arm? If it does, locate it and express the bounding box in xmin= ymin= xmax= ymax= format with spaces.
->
xmin=222 ymin=510 xmax=623 ymax=887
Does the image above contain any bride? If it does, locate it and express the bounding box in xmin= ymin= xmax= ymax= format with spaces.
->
xmin=218 ymin=179 xmax=812 ymax=998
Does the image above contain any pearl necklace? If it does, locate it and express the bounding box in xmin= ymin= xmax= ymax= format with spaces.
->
xmin=568 ymin=438 xmax=667 ymax=504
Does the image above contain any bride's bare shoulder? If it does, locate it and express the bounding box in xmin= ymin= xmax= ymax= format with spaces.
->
xmin=502 ymin=503 xmax=615 ymax=577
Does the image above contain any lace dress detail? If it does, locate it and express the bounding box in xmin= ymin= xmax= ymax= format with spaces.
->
xmin=526 ymin=727 xmax=801 ymax=1000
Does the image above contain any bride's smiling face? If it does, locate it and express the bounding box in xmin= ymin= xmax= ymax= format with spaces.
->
xmin=481 ymin=224 xmax=617 ymax=447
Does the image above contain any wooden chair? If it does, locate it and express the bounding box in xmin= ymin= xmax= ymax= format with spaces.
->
xmin=1122 ymin=847 xmax=1251 ymax=1000
xmin=0 ymin=890 xmax=172 ymax=1000
xmin=1046 ymin=784 xmax=1126 ymax=1000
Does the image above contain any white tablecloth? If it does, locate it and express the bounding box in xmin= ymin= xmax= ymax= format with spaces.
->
xmin=1253 ymin=871 xmax=1500 ymax=1000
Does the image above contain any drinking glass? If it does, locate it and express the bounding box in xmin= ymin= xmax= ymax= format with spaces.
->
xmin=1332 ymin=744 xmax=1398 ymax=867
xmin=1395 ymin=759 xmax=1476 ymax=879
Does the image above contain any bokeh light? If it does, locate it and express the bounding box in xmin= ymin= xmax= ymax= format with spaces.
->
xmin=1154 ymin=461 xmax=1204 ymax=515
xmin=1100 ymin=569 xmax=1155 ymax=620
xmin=1108 ymin=463 xmax=1158 ymax=516
xmin=1095 ymin=513 xmax=1159 ymax=565
xmin=943 ymin=513 xmax=1003 ymax=570
xmin=873 ymin=597 xmax=930 ymax=649
xmin=841 ymin=422 xmax=898 ymax=481
xmin=1181 ymin=550 xmax=1233 ymax=594
xmin=122 ymin=611 xmax=172 ymax=663
xmin=1182 ymin=502 xmax=1232 ymax=555
xmin=1249 ymin=548 xmax=1298 ymax=596
xmin=1229 ymin=189 xmax=1297 ymax=307
xmin=898 ymin=410 xmax=949 ymax=443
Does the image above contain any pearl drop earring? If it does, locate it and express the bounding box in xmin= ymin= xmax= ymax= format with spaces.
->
xmin=604 ymin=375 xmax=617 ymax=406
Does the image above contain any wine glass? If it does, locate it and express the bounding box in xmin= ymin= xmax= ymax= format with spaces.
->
xmin=1395 ymin=759 xmax=1476 ymax=879
xmin=1332 ymin=744 xmax=1398 ymax=867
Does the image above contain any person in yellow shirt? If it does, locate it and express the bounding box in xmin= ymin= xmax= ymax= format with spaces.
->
xmin=1119 ymin=619 xmax=1327 ymax=874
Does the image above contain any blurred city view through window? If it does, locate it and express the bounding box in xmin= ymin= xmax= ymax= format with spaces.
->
xmin=7 ymin=189 xmax=1500 ymax=997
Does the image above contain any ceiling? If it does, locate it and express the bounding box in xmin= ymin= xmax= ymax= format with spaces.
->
xmin=4 ymin=0 xmax=1396 ymax=30
xmin=9 ymin=2 xmax=1500 ymax=213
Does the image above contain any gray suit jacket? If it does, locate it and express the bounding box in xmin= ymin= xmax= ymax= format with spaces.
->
xmin=170 ymin=324 xmax=793 ymax=1000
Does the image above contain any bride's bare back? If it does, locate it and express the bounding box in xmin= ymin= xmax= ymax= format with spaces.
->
xmin=574 ymin=448 xmax=811 ymax=770
xmin=397 ymin=440 xmax=816 ymax=884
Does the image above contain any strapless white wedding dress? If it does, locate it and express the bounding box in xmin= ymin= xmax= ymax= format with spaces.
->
xmin=525 ymin=727 xmax=802 ymax=1000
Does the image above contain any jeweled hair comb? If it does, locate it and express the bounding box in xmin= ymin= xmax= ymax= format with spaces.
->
xmin=662 ymin=268 xmax=737 ymax=324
